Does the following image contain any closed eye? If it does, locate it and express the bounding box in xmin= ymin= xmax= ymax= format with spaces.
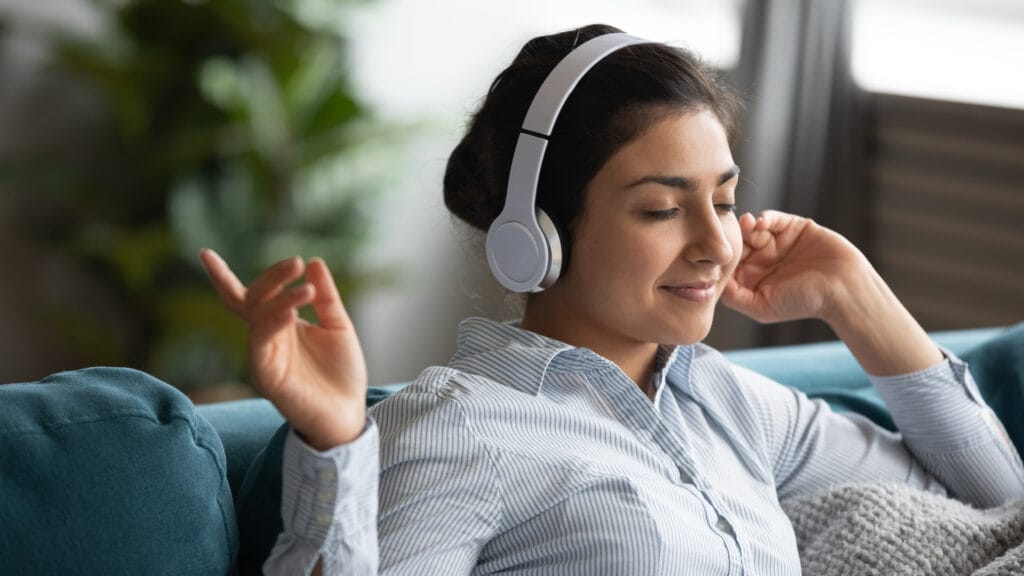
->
xmin=643 ymin=208 xmax=680 ymax=221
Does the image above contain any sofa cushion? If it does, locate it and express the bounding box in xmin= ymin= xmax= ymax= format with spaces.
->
xmin=960 ymin=323 xmax=1024 ymax=455
xmin=0 ymin=367 xmax=238 ymax=575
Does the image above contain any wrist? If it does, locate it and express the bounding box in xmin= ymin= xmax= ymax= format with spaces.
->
xmin=819 ymin=255 xmax=883 ymax=332
xmin=821 ymin=260 xmax=887 ymax=334
xmin=297 ymin=401 xmax=368 ymax=452
xmin=823 ymin=264 xmax=943 ymax=376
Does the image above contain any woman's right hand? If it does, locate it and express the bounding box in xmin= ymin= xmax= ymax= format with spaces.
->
xmin=200 ymin=249 xmax=368 ymax=451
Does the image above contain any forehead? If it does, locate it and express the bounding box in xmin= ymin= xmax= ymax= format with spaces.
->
xmin=601 ymin=110 xmax=734 ymax=179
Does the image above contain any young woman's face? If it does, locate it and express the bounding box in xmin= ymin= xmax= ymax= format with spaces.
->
xmin=553 ymin=109 xmax=742 ymax=348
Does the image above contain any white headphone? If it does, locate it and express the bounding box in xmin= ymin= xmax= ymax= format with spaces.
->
xmin=485 ymin=32 xmax=651 ymax=292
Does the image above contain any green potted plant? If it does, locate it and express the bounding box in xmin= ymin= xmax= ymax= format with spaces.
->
xmin=6 ymin=0 xmax=403 ymax=398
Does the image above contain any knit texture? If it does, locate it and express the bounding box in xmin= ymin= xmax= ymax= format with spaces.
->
xmin=782 ymin=482 xmax=1024 ymax=575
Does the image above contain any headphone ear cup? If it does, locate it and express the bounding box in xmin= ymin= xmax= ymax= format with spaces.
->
xmin=488 ymin=33 xmax=648 ymax=293
xmin=535 ymin=208 xmax=567 ymax=289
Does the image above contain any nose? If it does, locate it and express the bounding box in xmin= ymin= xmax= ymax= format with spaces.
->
xmin=682 ymin=204 xmax=734 ymax=266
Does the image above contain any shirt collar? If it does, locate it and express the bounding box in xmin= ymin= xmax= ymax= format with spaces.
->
xmin=448 ymin=316 xmax=694 ymax=397
xmin=666 ymin=344 xmax=697 ymax=397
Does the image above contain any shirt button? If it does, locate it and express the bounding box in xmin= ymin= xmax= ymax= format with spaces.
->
xmin=715 ymin=515 xmax=735 ymax=537
xmin=318 ymin=467 xmax=336 ymax=483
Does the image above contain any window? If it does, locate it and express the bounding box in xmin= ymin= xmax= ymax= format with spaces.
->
xmin=852 ymin=0 xmax=1024 ymax=109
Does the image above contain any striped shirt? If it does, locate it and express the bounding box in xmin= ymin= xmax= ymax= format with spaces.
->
xmin=264 ymin=317 xmax=1024 ymax=575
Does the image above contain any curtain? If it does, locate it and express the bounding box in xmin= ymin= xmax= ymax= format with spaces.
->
xmin=708 ymin=0 xmax=865 ymax=349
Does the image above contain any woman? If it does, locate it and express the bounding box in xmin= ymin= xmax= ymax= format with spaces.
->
xmin=201 ymin=24 xmax=1024 ymax=575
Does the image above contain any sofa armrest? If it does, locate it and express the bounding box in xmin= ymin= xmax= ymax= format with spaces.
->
xmin=0 ymin=367 xmax=238 ymax=575
xmin=197 ymin=398 xmax=285 ymax=496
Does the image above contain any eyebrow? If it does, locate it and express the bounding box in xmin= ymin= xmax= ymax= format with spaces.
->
xmin=626 ymin=165 xmax=741 ymax=192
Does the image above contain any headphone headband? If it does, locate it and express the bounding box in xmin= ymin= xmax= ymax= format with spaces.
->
xmin=486 ymin=32 xmax=652 ymax=293
xmin=522 ymin=33 xmax=650 ymax=136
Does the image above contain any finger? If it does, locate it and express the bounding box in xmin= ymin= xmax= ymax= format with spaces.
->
xmin=721 ymin=277 xmax=751 ymax=308
xmin=306 ymin=257 xmax=353 ymax=330
xmin=745 ymin=222 xmax=775 ymax=251
xmin=739 ymin=212 xmax=757 ymax=235
xmin=246 ymin=256 xmax=306 ymax=310
xmin=720 ymin=277 xmax=766 ymax=320
xmin=745 ymin=210 xmax=795 ymax=251
xmin=247 ymin=285 xmax=316 ymax=374
xmin=249 ymin=305 xmax=297 ymax=352
xmin=200 ymin=249 xmax=247 ymax=316
xmin=250 ymin=283 xmax=316 ymax=328
xmin=248 ymin=306 xmax=299 ymax=384
xmin=737 ymin=213 xmax=758 ymax=264
xmin=756 ymin=210 xmax=786 ymax=228
xmin=756 ymin=210 xmax=810 ymax=235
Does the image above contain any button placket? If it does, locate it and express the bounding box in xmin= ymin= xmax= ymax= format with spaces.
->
xmin=591 ymin=365 xmax=703 ymax=485
xmin=715 ymin=514 xmax=735 ymax=538
xmin=312 ymin=464 xmax=337 ymax=527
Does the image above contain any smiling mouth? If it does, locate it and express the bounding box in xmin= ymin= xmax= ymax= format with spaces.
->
xmin=661 ymin=282 xmax=717 ymax=303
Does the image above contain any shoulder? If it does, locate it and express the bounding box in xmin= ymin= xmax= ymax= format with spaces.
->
xmin=371 ymin=365 xmax=510 ymax=411
xmin=692 ymin=341 xmax=730 ymax=367
xmin=369 ymin=365 xmax=475 ymax=422
xmin=689 ymin=342 xmax=792 ymax=398
xmin=368 ymin=366 xmax=510 ymax=463
xmin=686 ymin=342 xmax=751 ymax=396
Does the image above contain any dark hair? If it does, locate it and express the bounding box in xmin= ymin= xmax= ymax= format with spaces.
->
xmin=443 ymin=24 xmax=742 ymax=244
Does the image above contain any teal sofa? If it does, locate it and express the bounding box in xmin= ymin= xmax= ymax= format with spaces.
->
xmin=2 ymin=325 xmax=1021 ymax=575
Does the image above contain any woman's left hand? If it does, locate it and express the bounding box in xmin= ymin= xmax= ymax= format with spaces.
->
xmin=722 ymin=210 xmax=943 ymax=376
xmin=721 ymin=210 xmax=872 ymax=325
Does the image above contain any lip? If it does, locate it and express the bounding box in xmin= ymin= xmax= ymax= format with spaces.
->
xmin=661 ymin=280 xmax=718 ymax=303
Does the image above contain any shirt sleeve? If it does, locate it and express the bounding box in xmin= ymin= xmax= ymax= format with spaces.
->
xmin=870 ymin=351 xmax=1024 ymax=507
xmin=734 ymin=351 xmax=1024 ymax=508
xmin=262 ymin=422 xmax=381 ymax=576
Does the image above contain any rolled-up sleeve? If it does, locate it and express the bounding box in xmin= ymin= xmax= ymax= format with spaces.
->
xmin=263 ymin=421 xmax=380 ymax=576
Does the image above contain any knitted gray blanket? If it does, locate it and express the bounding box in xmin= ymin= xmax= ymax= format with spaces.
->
xmin=781 ymin=483 xmax=1024 ymax=575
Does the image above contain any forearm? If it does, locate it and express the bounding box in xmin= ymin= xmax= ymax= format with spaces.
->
xmin=870 ymin=358 xmax=1024 ymax=507
xmin=824 ymin=263 xmax=942 ymax=377
xmin=822 ymin=264 xmax=1024 ymax=504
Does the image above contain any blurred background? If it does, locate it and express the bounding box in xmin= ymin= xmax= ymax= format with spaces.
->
xmin=0 ymin=0 xmax=1021 ymax=400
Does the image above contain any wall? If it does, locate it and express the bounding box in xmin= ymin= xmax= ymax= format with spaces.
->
xmin=0 ymin=0 xmax=755 ymax=386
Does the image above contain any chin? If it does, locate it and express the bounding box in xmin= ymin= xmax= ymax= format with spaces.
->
xmin=666 ymin=315 xmax=714 ymax=346
xmin=656 ymin=322 xmax=712 ymax=347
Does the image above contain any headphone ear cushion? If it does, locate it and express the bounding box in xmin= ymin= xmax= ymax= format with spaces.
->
xmin=535 ymin=208 xmax=568 ymax=289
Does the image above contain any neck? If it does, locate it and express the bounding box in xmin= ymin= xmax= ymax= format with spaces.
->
xmin=521 ymin=295 xmax=659 ymax=394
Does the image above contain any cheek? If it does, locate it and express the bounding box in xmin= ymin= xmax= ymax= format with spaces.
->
xmin=570 ymin=223 xmax=665 ymax=288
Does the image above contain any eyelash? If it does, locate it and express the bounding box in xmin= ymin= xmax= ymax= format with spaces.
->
xmin=643 ymin=204 xmax=737 ymax=220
